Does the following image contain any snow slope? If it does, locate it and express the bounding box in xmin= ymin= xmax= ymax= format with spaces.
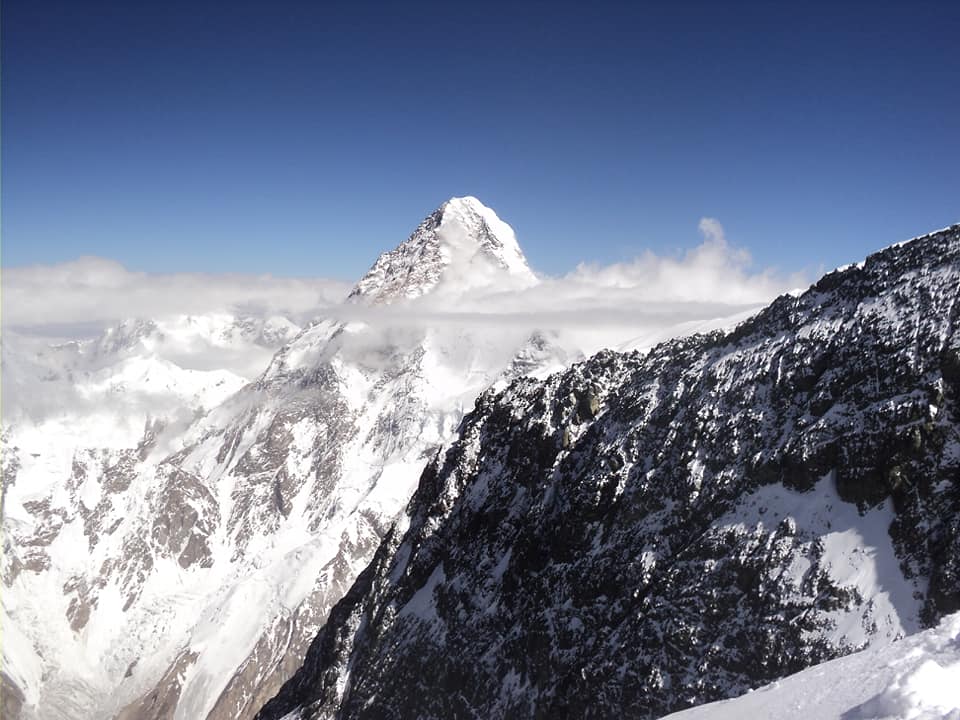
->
xmin=662 ymin=611 xmax=960 ymax=720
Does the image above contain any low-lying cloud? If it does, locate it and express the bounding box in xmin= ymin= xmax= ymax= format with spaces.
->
xmin=2 ymin=257 xmax=352 ymax=338
xmin=3 ymin=219 xmax=806 ymax=353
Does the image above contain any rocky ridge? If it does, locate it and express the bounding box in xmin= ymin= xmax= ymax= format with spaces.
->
xmin=258 ymin=225 xmax=960 ymax=719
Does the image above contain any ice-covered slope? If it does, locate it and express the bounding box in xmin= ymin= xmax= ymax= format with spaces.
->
xmin=662 ymin=611 xmax=960 ymax=720
xmin=258 ymin=224 xmax=960 ymax=720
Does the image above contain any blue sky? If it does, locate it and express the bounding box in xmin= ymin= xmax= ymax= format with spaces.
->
xmin=3 ymin=0 xmax=958 ymax=280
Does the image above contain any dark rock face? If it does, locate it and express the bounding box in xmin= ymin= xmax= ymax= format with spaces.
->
xmin=258 ymin=226 xmax=960 ymax=720
xmin=149 ymin=466 xmax=220 ymax=569
xmin=2 ymin=672 xmax=26 ymax=720
xmin=115 ymin=650 xmax=198 ymax=720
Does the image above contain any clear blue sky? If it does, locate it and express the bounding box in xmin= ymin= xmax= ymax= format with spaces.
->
xmin=3 ymin=0 xmax=958 ymax=280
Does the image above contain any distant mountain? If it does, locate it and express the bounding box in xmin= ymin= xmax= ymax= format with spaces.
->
xmin=1 ymin=313 xmax=298 ymax=443
xmin=257 ymin=225 xmax=960 ymax=719
xmin=348 ymin=196 xmax=536 ymax=304
xmin=1 ymin=311 xmax=302 ymax=719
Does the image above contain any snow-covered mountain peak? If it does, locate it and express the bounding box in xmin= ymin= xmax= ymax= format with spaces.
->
xmin=437 ymin=195 xmax=529 ymax=271
xmin=93 ymin=318 xmax=160 ymax=356
xmin=348 ymin=196 xmax=537 ymax=305
xmin=85 ymin=314 xmax=301 ymax=361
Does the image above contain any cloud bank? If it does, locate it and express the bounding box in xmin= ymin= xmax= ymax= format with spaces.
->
xmin=2 ymin=257 xmax=352 ymax=337
xmin=3 ymin=220 xmax=806 ymax=354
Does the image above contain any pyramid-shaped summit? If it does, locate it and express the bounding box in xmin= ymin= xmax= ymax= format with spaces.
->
xmin=349 ymin=196 xmax=537 ymax=304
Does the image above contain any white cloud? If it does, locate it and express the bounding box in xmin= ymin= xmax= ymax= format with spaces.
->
xmin=697 ymin=216 xmax=726 ymax=246
xmin=551 ymin=217 xmax=787 ymax=305
xmin=2 ymin=257 xmax=351 ymax=338
xmin=1 ymin=219 xmax=806 ymax=357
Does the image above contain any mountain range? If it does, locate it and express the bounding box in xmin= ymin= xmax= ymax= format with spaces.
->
xmin=3 ymin=199 xmax=958 ymax=719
